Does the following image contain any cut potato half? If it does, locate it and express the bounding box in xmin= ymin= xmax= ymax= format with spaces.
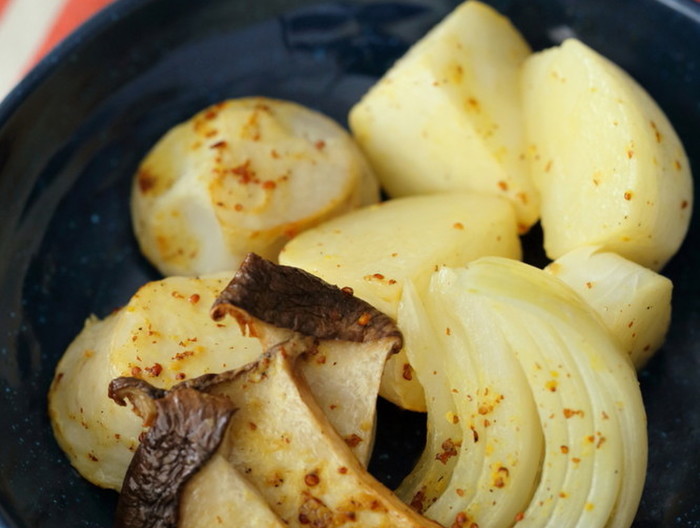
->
xmin=349 ymin=0 xmax=538 ymax=231
xmin=545 ymin=245 xmax=672 ymax=368
xmin=132 ymin=97 xmax=379 ymax=276
xmin=279 ymin=192 xmax=521 ymax=411
xmin=48 ymin=273 xmax=262 ymax=490
xmin=522 ymin=39 xmax=693 ymax=270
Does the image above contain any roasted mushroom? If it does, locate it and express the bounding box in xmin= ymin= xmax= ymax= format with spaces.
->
xmin=110 ymin=254 xmax=439 ymax=528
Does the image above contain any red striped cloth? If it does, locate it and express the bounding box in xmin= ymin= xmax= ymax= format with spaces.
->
xmin=0 ymin=0 xmax=115 ymax=101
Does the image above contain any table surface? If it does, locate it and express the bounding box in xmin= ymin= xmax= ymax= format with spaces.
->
xmin=0 ymin=0 xmax=115 ymax=101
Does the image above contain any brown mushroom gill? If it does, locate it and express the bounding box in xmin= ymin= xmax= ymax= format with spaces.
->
xmin=110 ymin=254 xmax=439 ymax=528
xmin=109 ymin=383 xmax=235 ymax=528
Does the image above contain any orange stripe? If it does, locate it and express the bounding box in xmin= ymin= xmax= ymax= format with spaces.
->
xmin=0 ymin=0 xmax=11 ymax=19
xmin=28 ymin=0 xmax=115 ymax=66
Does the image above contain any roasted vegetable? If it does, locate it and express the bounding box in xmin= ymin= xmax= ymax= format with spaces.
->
xmin=110 ymin=254 xmax=439 ymax=528
xmin=349 ymin=0 xmax=538 ymax=232
xmin=132 ymin=97 xmax=379 ymax=276
xmin=545 ymin=245 xmax=672 ymax=368
xmin=522 ymin=39 xmax=692 ymax=270
xmin=397 ymin=258 xmax=647 ymax=528
xmin=48 ymin=273 xmax=262 ymax=490
xmin=279 ymin=192 xmax=522 ymax=411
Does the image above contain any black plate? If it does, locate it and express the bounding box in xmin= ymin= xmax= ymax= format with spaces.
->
xmin=0 ymin=0 xmax=698 ymax=526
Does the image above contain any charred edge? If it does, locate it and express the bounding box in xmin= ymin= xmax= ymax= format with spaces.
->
xmin=211 ymin=253 xmax=402 ymax=351
xmin=113 ymin=387 xmax=236 ymax=528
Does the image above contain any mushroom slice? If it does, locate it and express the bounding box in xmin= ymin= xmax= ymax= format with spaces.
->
xmin=110 ymin=379 xmax=285 ymax=528
xmin=184 ymin=338 xmax=440 ymax=528
xmin=211 ymin=252 xmax=403 ymax=464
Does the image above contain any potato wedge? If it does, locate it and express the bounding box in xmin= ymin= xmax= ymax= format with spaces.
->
xmin=132 ymin=97 xmax=379 ymax=276
xmin=279 ymin=193 xmax=521 ymax=410
xmin=522 ymin=39 xmax=693 ymax=270
xmin=545 ymin=245 xmax=672 ymax=368
xmin=349 ymin=0 xmax=538 ymax=231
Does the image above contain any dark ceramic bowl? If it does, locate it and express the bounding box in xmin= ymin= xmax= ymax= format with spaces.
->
xmin=0 ymin=0 xmax=698 ymax=526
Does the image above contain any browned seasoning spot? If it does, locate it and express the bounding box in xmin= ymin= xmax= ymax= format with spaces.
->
xmin=493 ymin=466 xmax=509 ymax=488
xmin=304 ymin=472 xmax=321 ymax=487
xmin=681 ymin=200 xmax=689 ymax=210
xmin=585 ymin=281 xmax=593 ymax=289
xmin=338 ymin=466 xmax=348 ymax=474
xmin=563 ymin=408 xmax=584 ymax=419
xmin=471 ymin=426 xmax=479 ymax=443
xmin=234 ymin=203 xmax=244 ymax=212
xmin=453 ymin=222 xmax=465 ymax=230
xmin=188 ymin=293 xmax=201 ymax=304
xmin=466 ymin=97 xmax=480 ymax=111
xmin=436 ymin=438 xmax=460 ymax=464
xmin=88 ymin=453 xmax=99 ymax=462
xmin=175 ymin=372 xmax=186 ymax=380
xmin=315 ymin=140 xmax=326 ymax=150
xmin=344 ymin=434 xmax=363 ymax=448
xmin=675 ymin=160 xmax=683 ymax=170
xmin=451 ymin=511 xmax=479 ymax=528
xmin=446 ymin=327 xmax=452 ymax=336
xmin=137 ymin=170 xmax=157 ymax=193
xmin=262 ymin=180 xmax=277 ymax=190
xmin=572 ymin=457 xmax=581 ymax=464
xmin=341 ymin=286 xmax=354 ymax=295
xmin=209 ymin=140 xmax=227 ymax=149
xmin=497 ymin=180 xmax=509 ymax=191
xmin=514 ymin=512 xmax=525 ymax=522
xmin=560 ymin=445 xmax=569 ymax=454
xmin=131 ymin=366 xmax=142 ymax=377
xmin=172 ymin=350 xmax=194 ymax=361
xmin=410 ymin=487 xmax=427 ymax=513
xmin=357 ymin=313 xmax=372 ymax=326
xmin=544 ymin=160 xmax=553 ymax=172
xmin=624 ymin=191 xmax=633 ymax=201
xmin=231 ymin=159 xmax=256 ymax=183
xmin=402 ymin=363 xmax=413 ymax=381
xmin=627 ymin=149 xmax=634 ymax=159
xmin=144 ymin=363 xmax=163 ymax=377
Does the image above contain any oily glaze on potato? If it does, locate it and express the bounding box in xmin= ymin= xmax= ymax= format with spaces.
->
xmin=132 ymin=97 xmax=379 ymax=277
xmin=349 ymin=0 xmax=538 ymax=232
xmin=522 ymin=39 xmax=693 ymax=270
